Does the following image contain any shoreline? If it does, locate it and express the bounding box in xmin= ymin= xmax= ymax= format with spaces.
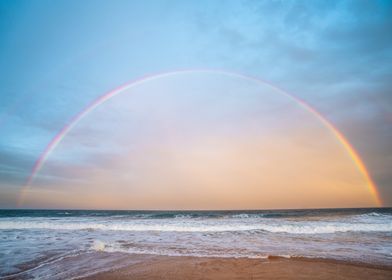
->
xmin=79 ymin=254 xmax=392 ymax=280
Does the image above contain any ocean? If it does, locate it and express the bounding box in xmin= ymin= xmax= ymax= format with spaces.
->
xmin=0 ymin=208 xmax=391 ymax=279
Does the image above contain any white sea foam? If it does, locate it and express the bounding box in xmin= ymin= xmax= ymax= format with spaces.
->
xmin=0 ymin=219 xmax=391 ymax=234
xmin=231 ymin=214 xmax=255 ymax=218
xmin=91 ymin=240 xmax=106 ymax=251
xmin=90 ymin=239 xmax=270 ymax=259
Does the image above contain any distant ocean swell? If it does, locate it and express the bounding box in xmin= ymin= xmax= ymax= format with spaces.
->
xmin=1 ymin=208 xmax=391 ymax=219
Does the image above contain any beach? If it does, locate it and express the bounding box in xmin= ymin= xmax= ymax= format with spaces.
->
xmin=81 ymin=255 xmax=392 ymax=280
xmin=1 ymin=208 xmax=391 ymax=279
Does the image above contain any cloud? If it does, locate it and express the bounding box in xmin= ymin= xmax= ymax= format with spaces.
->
xmin=0 ymin=146 xmax=34 ymax=185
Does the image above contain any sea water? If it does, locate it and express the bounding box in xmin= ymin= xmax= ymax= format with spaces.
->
xmin=0 ymin=208 xmax=391 ymax=279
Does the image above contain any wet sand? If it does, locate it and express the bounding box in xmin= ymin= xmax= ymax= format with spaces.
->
xmin=80 ymin=255 xmax=392 ymax=280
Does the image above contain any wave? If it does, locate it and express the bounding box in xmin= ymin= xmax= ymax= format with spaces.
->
xmin=88 ymin=240 xmax=349 ymax=263
xmin=230 ymin=213 xmax=284 ymax=218
xmin=1 ymin=220 xmax=391 ymax=234
xmin=2 ymin=209 xmax=391 ymax=220
xmin=358 ymin=212 xmax=392 ymax=218
xmin=88 ymin=240 xmax=392 ymax=269
xmin=89 ymin=239 xmax=272 ymax=259
xmin=0 ymin=250 xmax=82 ymax=279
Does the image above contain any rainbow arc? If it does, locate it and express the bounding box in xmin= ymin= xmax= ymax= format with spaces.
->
xmin=18 ymin=69 xmax=383 ymax=206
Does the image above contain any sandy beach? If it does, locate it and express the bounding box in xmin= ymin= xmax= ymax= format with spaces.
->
xmin=80 ymin=255 xmax=392 ymax=280
xmin=1 ymin=209 xmax=391 ymax=279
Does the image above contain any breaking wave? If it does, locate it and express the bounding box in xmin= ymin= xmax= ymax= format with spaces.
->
xmin=1 ymin=219 xmax=391 ymax=234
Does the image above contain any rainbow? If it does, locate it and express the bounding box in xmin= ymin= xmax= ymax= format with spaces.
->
xmin=18 ymin=69 xmax=383 ymax=206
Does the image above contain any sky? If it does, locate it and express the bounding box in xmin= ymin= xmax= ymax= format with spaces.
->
xmin=0 ymin=0 xmax=391 ymax=209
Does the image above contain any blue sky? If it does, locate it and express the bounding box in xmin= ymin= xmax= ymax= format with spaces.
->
xmin=0 ymin=0 xmax=391 ymax=207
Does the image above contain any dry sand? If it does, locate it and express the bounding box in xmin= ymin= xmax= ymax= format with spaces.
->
xmin=80 ymin=255 xmax=392 ymax=280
